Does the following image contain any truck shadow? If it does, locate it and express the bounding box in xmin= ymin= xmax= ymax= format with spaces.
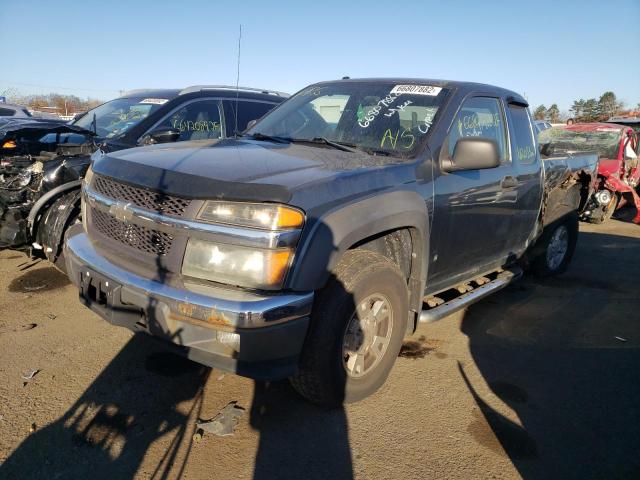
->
xmin=0 ymin=334 xmax=210 ymax=479
xmin=459 ymin=228 xmax=640 ymax=479
xmin=249 ymin=380 xmax=353 ymax=480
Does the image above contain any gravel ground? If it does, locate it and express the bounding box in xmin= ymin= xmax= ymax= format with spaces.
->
xmin=0 ymin=219 xmax=638 ymax=480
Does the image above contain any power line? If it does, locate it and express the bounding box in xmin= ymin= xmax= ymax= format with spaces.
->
xmin=0 ymin=80 xmax=119 ymax=94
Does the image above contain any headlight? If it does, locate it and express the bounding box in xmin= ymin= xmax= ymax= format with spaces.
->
xmin=80 ymin=166 xmax=92 ymax=232
xmin=182 ymin=239 xmax=293 ymax=290
xmin=83 ymin=164 xmax=94 ymax=187
xmin=11 ymin=162 xmax=43 ymax=188
xmin=197 ymin=201 xmax=304 ymax=230
xmin=14 ymin=171 xmax=32 ymax=188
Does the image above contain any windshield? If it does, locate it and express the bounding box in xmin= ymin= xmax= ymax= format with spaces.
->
xmin=249 ymin=82 xmax=448 ymax=158
xmin=73 ymin=97 xmax=169 ymax=139
xmin=539 ymin=127 xmax=621 ymax=159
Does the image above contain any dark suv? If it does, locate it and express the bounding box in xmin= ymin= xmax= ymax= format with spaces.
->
xmin=0 ymin=85 xmax=287 ymax=267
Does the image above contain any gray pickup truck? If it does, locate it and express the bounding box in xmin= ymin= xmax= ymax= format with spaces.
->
xmin=64 ymin=79 xmax=597 ymax=406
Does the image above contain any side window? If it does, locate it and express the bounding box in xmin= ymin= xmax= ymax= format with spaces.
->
xmin=223 ymin=100 xmax=278 ymax=134
xmin=155 ymin=99 xmax=222 ymax=141
xmin=0 ymin=108 xmax=15 ymax=116
xmin=448 ymin=97 xmax=507 ymax=162
xmin=508 ymin=104 xmax=537 ymax=164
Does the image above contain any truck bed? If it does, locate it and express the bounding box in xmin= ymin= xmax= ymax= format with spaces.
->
xmin=542 ymin=152 xmax=599 ymax=226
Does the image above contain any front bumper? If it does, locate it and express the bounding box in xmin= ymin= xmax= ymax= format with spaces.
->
xmin=64 ymin=224 xmax=313 ymax=380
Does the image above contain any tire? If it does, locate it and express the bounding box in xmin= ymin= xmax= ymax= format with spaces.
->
xmin=290 ymin=249 xmax=409 ymax=407
xmin=530 ymin=212 xmax=578 ymax=277
xmin=589 ymin=194 xmax=618 ymax=225
xmin=53 ymin=245 xmax=69 ymax=274
xmin=50 ymin=208 xmax=81 ymax=275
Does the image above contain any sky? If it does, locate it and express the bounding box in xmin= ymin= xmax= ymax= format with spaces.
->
xmin=1 ymin=0 xmax=639 ymax=113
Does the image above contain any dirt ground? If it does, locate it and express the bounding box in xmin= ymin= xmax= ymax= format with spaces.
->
xmin=0 ymin=219 xmax=638 ymax=480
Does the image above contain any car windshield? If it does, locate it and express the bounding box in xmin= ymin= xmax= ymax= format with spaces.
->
xmin=73 ymin=97 xmax=169 ymax=139
xmin=539 ymin=127 xmax=621 ymax=159
xmin=248 ymin=81 xmax=449 ymax=158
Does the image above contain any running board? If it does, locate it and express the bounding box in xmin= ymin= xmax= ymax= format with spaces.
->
xmin=419 ymin=266 xmax=523 ymax=323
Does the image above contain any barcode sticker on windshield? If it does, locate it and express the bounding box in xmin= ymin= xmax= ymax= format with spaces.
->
xmin=139 ymin=98 xmax=168 ymax=105
xmin=390 ymin=85 xmax=442 ymax=96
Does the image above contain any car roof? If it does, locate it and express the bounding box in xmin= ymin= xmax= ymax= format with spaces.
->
xmin=308 ymin=78 xmax=528 ymax=106
xmin=606 ymin=116 xmax=640 ymax=124
xmin=118 ymin=86 xmax=288 ymax=101
xmin=119 ymin=89 xmax=181 ymax=99
xmin=0 ymin=103 xmax=31 ymax=114
xmin=563 ymin=122 xmax=626 ymax=132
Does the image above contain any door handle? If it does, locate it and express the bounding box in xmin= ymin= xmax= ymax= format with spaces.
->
xmin=500 ymin=176 xmax=518 ymax=189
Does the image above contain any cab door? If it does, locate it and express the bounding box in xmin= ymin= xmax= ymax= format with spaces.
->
xmin=428 ymin=96 xmax=518 ymax=290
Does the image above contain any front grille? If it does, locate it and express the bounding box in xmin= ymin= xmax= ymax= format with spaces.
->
xmin=92 ymin=208 xmax=174 ymax=256
xmin=92 ymin=175 xmax=192 ymax=217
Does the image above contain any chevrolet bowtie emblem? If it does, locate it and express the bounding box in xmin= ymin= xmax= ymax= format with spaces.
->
xmin=109 ymin=202 xmax=134 ymax=223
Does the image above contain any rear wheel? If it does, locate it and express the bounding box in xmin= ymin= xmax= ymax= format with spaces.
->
xmin=530 ymin=212 xmax=578 ymax=277
xmin=290 ymin=250 xmax=408 ymax=407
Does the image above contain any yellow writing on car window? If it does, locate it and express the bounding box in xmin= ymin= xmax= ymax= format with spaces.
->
xmin=381 ymin=127 xmax=416 ymax=150
xmin=172 ymin=119 xmax=220 ymax=132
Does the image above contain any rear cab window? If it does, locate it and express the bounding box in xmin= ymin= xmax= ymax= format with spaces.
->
xmin=508 ymin=105 xmax=537 ymax=164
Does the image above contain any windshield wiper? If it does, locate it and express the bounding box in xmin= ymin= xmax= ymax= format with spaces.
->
xmin=360 ymin=147 xmax=392 ymax=157
xmin=246 ymin=132 xmax=291 ymax=144
xmin=289 ymin=137 xmax=360 ymax=153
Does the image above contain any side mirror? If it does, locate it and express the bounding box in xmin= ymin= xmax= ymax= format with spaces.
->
xmin=443 ymin=138 xmax=500 ymax=172
xmin=539 ymin=142 xmax=555 ymax=157
xmin=139 ymin=128 xmax=181 ymax=146
xmin=246 ymin=119 xmax=258 ymax=130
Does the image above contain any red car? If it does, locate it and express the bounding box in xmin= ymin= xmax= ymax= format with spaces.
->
xmin=540 ymin=123 xmax=639 ymax=223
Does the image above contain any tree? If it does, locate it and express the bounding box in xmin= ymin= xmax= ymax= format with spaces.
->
xmin=582 ymin=98 xmax=599 ymax=122
xmin=533 ymin=105 xmax=547 ymax=120
xmin=570 ymin=99 xmax=585 ymax=122
xmin=597 ymin=91 xmax=623 ymax=121
xmin=546 ymin=104 xmax=560 ymax=123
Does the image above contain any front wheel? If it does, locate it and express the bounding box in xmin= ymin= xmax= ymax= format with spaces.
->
xmin=530 ymin=212 xmax=578 ymax=277
xmin=290 ymin=249 xmax=409 ymax=407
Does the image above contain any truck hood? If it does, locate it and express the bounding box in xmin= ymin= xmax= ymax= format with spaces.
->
xmin=91 ymin=138 xmax=414 ymax=207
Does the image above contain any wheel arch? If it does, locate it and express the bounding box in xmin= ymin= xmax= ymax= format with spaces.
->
xmin=287 ymin=190 xmax=429 ymax=326
xmin=28 ymin=181 xmax=82 ymax=261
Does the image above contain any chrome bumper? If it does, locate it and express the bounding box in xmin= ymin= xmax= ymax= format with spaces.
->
xmin=64 ymin=224 xmax=313 ymax=379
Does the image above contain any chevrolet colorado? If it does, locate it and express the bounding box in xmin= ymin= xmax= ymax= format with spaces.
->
xmin=65 ymin=79 xmax=597 ymax=406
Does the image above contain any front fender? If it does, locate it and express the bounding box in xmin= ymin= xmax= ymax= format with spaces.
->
xmin=35 ymin=189 xmax=82 ymax=262
xmin=287 ymin=190 xmax=429 ymax=306
xmin=27 ymin=180 xmax=82 ymax=237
